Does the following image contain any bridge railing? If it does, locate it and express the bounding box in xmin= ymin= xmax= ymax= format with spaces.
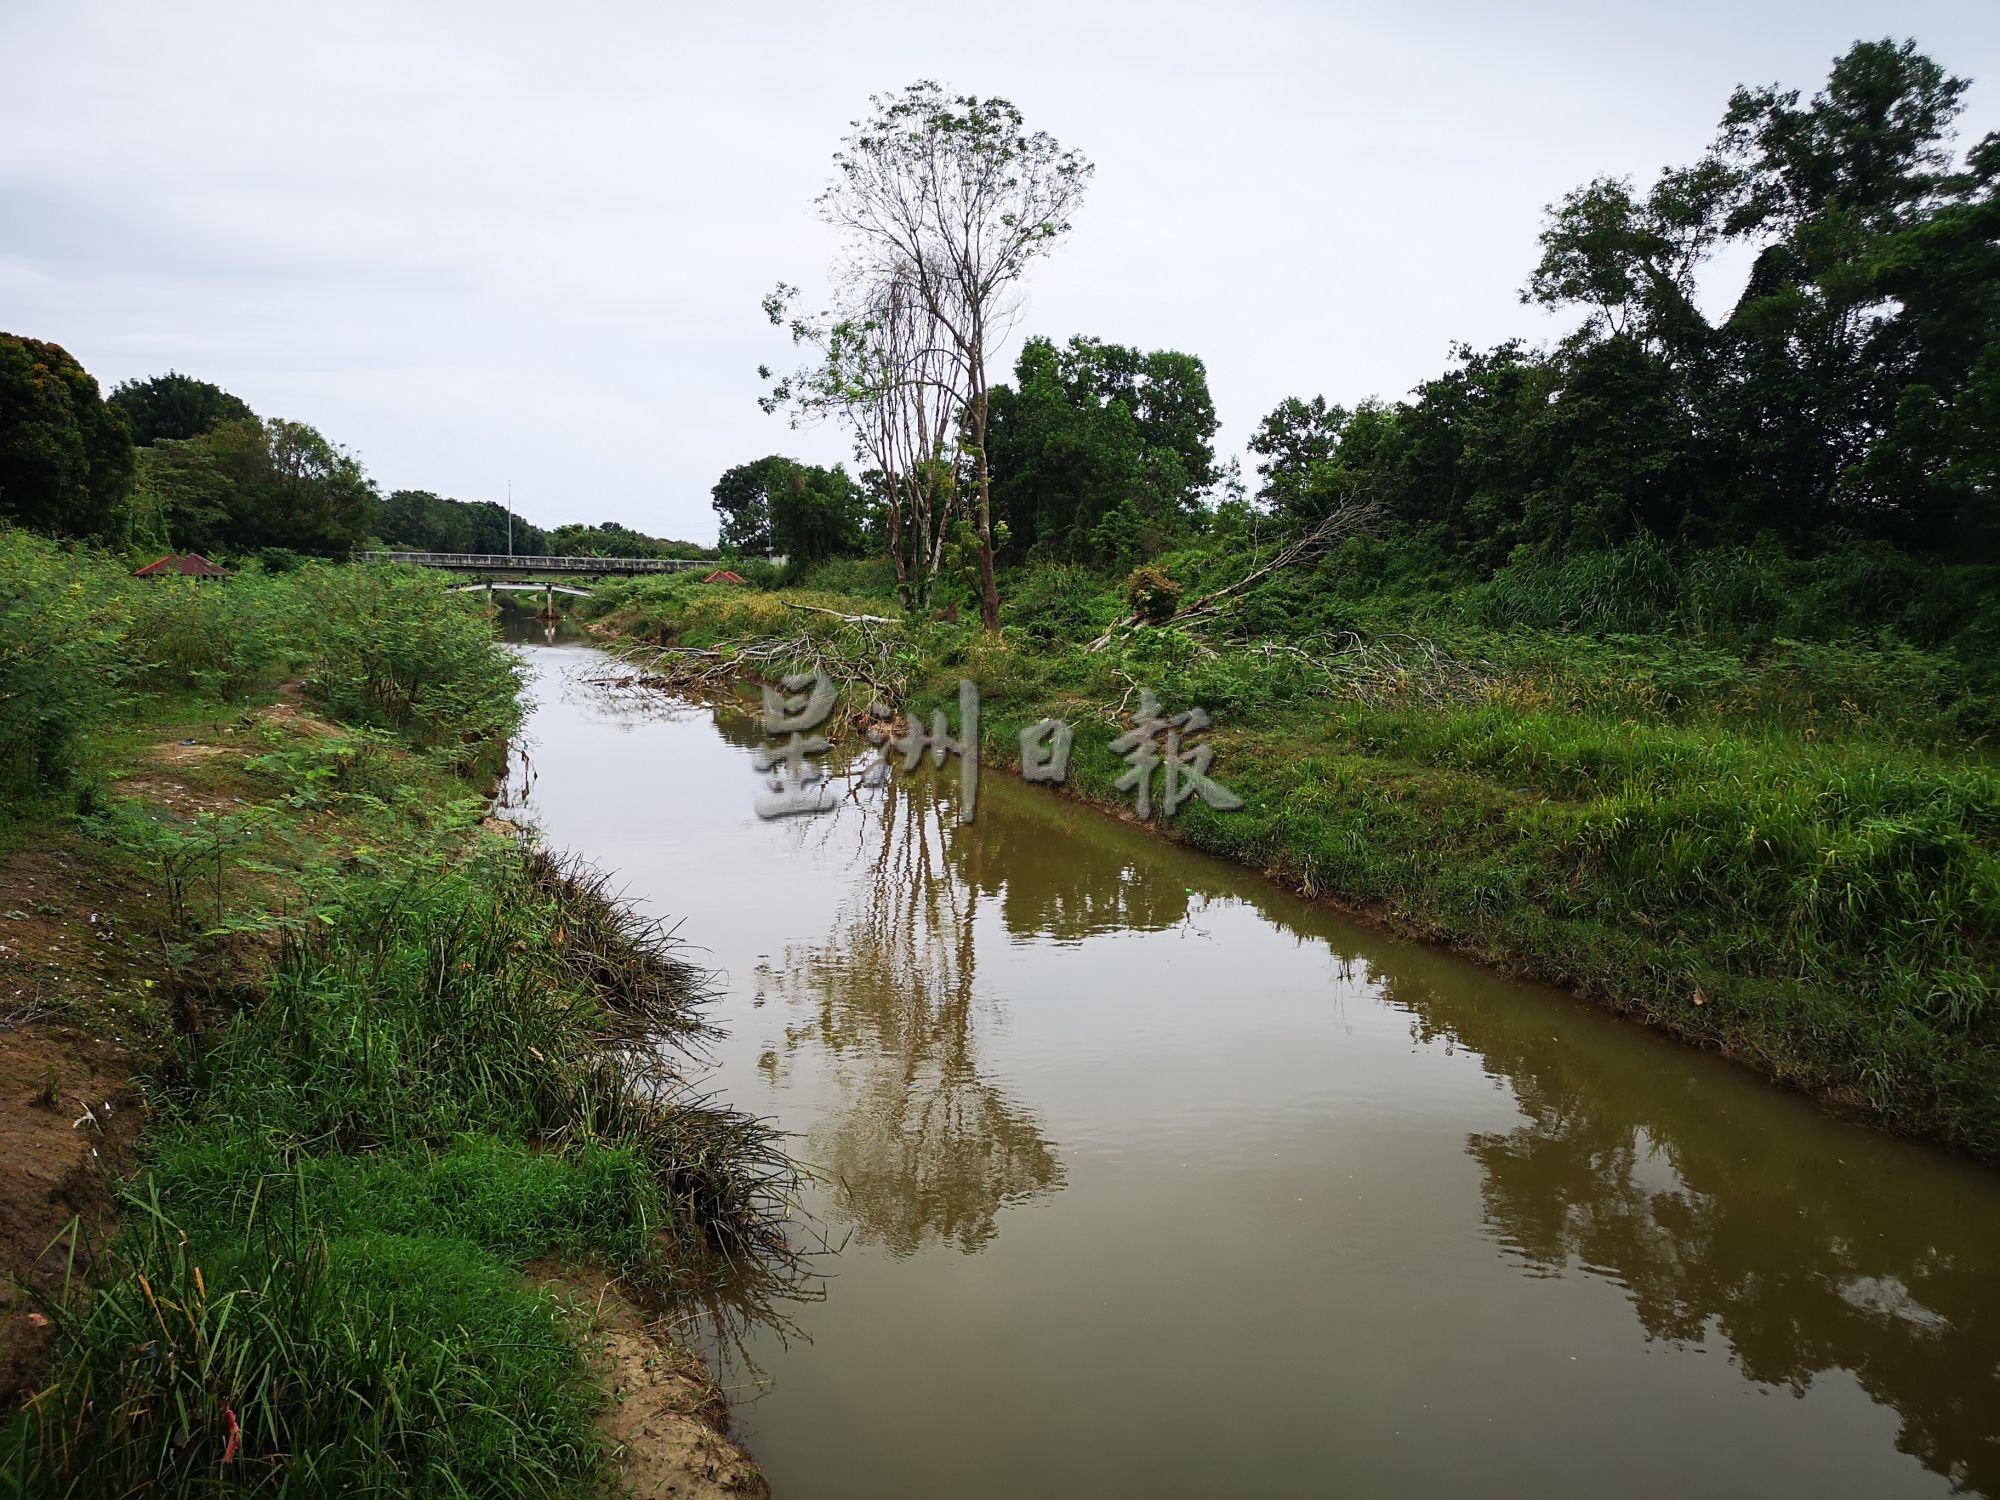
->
xmin=360 ymin=552 xmax=709 ymax=574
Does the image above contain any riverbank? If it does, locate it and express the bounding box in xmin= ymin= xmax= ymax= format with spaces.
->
xmin=580 ymin=567 xmax=2000 ymax=1160
xmin=0 ymin=531 xmax=790 ymax=1496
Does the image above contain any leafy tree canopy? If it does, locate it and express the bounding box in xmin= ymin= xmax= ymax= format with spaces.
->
xmin=136 ymin=417 xmax=379 ymax=559
xmin=109 ymin=370 xmax=255 ymax=446
xmin=987 ymin=334 xmax=1219 ymax=567
xmin=1234 ymin=38 xmax=1998 ymax=566
xmin=0 ymin=333 xmax=136 ymax=540
xmin=712 ymin=456 xmax=867 ymax=562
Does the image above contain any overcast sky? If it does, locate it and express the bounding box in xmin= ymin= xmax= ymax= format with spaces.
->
xmin=4 ymin=2 xmax=1994 ymax=544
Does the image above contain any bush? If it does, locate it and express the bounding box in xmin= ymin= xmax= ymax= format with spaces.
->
xmin=286 ymin=565 xmax=525 ymax=764
xmin=0 ymin=531 xmax=131 ymax=810
xmin=1002 ymin=564 xmax=1115 ymax=644
xmin=125 ymin=573 xmax=286 ymax=698
xmin=794 ymin=554 xmax=899 ymax=601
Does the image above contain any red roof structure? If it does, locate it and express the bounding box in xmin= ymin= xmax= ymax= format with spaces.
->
xmin=133 ymin=553 xmax=230 ymax=578
xmin=701 ymin=569 xmax=747 ymax=585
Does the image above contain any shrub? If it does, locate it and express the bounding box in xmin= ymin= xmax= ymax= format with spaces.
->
xmin=1002 ymin=564 xmax=1115 ymax=644
xmin=0 ymin=530 xmax=133 ymax=810
xmin=285 ymin=565 xmax=524 ymax=764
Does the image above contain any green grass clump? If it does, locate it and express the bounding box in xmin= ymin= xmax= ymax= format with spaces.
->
xmin=8 ymin=1205 xmax=600 ymax=1499
xmin=7 ymin=842 xmax=796 ymax=1495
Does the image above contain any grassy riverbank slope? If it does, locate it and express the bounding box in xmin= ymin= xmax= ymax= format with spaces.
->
xmin=581 ymin=540 xmax=2000 ymax=1159
xmin=0 ymin=529 xmax=790 ymax=1497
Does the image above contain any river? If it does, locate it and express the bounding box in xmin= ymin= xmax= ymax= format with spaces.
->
xmin=502 ymin=627 xmax=2000 ymax=1499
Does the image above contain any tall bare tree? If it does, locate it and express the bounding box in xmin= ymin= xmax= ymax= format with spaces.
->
xmin=817 ymin=82 xmax=1093 ymax=631
xmin=763 ymin=265 xmax=963 ymax=611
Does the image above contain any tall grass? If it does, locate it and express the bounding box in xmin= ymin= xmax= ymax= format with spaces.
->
xmin=0 ymin=530 xmax=134 ymax=812
xmin=4 ymin=840 xmax=800 ymax=1496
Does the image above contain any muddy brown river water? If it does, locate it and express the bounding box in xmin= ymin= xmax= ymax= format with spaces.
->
xmin=504 ymin=629 xmax=2000 ymax=1499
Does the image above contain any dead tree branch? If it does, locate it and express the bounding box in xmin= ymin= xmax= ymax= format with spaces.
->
xmin=1086 ymin=499 xmax=1380 ymax=650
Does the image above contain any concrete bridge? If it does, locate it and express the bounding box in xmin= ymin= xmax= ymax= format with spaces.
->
xmin=360 ymin=551 xmax=710 ymax=579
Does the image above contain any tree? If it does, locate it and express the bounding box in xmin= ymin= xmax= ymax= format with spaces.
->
xmin=710 ymin=455 xmax=866 ymax=565
xmin=1524 ymin=37 xmax=1997 ymax=554
xmin=133 ymin=439 xmax=235 ymax=556
xmin=770 ymin=462 xmax=868 ymax=566
xmin=987 ymin=334 xmax=1219 ymax=566
xmin=763 ymin=267 xmax=964 ymax=610
xmin=379 ymin=489 xmax=476 ymax=552
xmin=711 ymin=455 xmax=790 ymax=554
xmin=1246 ymin=395 xmax=1347 ymax=521
xmin=109 ymin=371 xmax=255 ymax=446
xmin=816 ymin=82 xmax=1093 ymax=630
xmin=238 ymin=419 xmax=378 ymax=556
xmin=459 ymin=500 xmax=546 ymax=555
xmin=0 ymin=334 xmax=136 ymax=540
xmin=132 ymin=417 xmax=378 ymax=558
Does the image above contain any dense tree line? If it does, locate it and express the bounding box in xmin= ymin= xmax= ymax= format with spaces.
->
xmin=745 ymin=40 xmax=1994 ymax=619
xmin=1245 ymin=39 xmax=1997 ymax=566
xmin=376 ymin=488 xmax=548 ymax=555
xmin=0 ymin=355 xmax=382 ymax=558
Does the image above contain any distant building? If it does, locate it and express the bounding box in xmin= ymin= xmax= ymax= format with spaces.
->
xmin=701 ymin=569 xmax=748 ymax=585
xmin=133 ymin=553 xmax=230 ymax=578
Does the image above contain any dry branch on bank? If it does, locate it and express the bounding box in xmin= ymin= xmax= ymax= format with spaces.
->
xmin=599 ymin=617 xmax=916 ymax=724
xmin=1227 ymin=631 xmax=1501 ymax=707
xmin=1087 ymin=499 xmax=1382 ymax=650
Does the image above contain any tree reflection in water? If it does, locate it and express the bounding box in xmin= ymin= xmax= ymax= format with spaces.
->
xmin=714 ymin=686 xmax=1999 ymax=1492
xmin=1385 ymin=975 xmax=2000 ymax=1497
xmin=761 ymin=772 xmax=1064 ymax=1257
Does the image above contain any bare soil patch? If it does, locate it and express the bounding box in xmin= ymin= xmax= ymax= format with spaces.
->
xmin=0 ymin=1024 xmax=140 ymax=1405
xmin=530 ymin=1265 xmax=770 ymax=1500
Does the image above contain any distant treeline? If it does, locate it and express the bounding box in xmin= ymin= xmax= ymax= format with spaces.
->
xmin=0 ymin=359 xmax=711 ymax=563
xmin=375 ymin=489 xmax=712 ymax=561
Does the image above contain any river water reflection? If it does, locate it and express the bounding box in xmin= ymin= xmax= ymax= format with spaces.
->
xmin=505 ymin=631 xmax=2000 ymax=1499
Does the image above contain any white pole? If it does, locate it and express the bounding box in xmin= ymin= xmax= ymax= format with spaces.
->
xmin=507 ymin=480 xmax=513 ymax=558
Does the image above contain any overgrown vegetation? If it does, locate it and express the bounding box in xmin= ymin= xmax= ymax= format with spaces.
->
xmin=8 ymin=842 xmax=793 ymax=1497
xmin=0 ymin=528 xmax=523 ymax=819
xmin=574 ymin=40 xmax=2000 ymax=1155
xmin=0 ymin=528 xmax=796 ymax=1495
xmin=582 ymin=524 xmax=2000 ymax=1157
